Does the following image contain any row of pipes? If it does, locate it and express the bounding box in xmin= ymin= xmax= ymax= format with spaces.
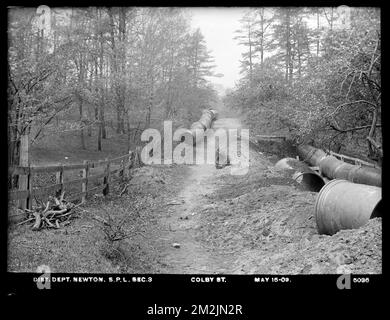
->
xmin=274 ymin=144 xmax=382 ymax=236
xmin=186 ymin=111 xmax=382 ymax=237
xmin=296 ymin=144 xmax=381 ymax=187
xmin=188 ymin=109 xmax=218 ymax=140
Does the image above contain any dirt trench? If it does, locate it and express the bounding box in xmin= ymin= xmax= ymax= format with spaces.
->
xmin=146 ymin=116 xmax=250 ymax=273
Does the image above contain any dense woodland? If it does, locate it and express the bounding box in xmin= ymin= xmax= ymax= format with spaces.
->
xmin=8 ymin=7 xmax=218 ymax=168
xmin=8 ymin=7 xmax=382 ymax=171
xmin=224 ymin=7 xmax=381 ymax=164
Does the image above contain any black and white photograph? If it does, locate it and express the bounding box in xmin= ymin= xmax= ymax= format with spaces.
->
xmin=6 ymin=5 xmax=382 ymax=291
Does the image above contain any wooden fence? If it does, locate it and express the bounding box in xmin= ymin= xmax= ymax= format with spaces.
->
xmin=8 ymin=147 xmax=142 ymax=210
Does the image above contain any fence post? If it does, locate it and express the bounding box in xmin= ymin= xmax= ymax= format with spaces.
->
xmin=103 ymin=158 xmax=110 ymax=196
xmin=55 ymin=165 xmax=64 ymax=197
xmin=82 ymin=160 xmax=89 ymax=203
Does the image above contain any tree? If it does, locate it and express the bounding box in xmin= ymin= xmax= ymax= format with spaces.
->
xmin=234 ymin=11 xmax=258 ymax=85
xmin=253 ymin=8 xmax=275 ymax=65
xmin=225 ymin=7 xmax=381 ymax=163
xmin=8 ymin=8 xmax=73 ymax=168
xmin=8 ymin=6 xmax=218 ymax=164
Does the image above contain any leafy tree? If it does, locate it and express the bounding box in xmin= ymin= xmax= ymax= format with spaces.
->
xmin=225 ymin=7 xmax=381 ymax=163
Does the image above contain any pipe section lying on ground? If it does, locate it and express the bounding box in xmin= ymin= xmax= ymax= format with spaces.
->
xmin=190 ymin=109 xmax=218 ymax=135
xmin=297 ymin=144 xmax=381 ymax=187
xmin=297 ymin=144 xmax=327 ymax=167
xmin=184 ymin=109 xmax=218 ymax=144
xmin=274 ymin=157 xmax=325 ymax=192
xmin=315 ymin=179 xmax=382 ymax=235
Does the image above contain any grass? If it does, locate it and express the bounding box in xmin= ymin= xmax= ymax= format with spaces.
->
xmin=12 ymin=124 xmax=139 ymax=206
xmin=30 ymin=126 xmax=130 ymax=166
xmin=7 ymin=164 xmax=188 ymax=273
xmin=7 ymin=112 xmax=204 ymax=272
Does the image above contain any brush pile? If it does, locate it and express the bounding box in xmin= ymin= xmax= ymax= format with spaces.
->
xmin=19 ymin=192 xmax=79 ymax=230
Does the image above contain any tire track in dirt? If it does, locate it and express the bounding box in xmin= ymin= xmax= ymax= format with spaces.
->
xmin=157 ymin=163 xmax=234 ymax=273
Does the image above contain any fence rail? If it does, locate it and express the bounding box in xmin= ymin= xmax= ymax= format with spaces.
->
xmin=8 ymin=147 xmax=142 ymax=209
xmin=255 ymin=135 xmax=287 ymax=141
xmin=326 ymin=150 xmax=379 ymax=168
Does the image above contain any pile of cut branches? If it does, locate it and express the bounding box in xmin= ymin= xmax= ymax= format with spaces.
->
xmin=19 ymin=192 xmax=80 ymax=230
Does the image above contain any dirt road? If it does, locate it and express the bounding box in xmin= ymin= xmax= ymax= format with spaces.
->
xmin=153 ymin=115 xmax=254 ymax=273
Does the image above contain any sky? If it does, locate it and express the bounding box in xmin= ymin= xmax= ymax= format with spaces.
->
xmin=186 ymin=7 xmax=350 ymax=92
xmin=187 ymin=7 xmax=247 ymax=91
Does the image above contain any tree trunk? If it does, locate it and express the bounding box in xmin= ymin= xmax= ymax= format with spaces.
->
xmin=98 ymin=14 xmax=106 ymax=141
xmin=97 ymin=120 xmax=102 ymax=151
xmin=79 ymin=97 xmax=85 ymax=150
xmin=18 ymin=134 xmax=29 ymax=209
xmin=146 ymin=75 xmax=154 ymax=128
xmin=116 ymin=108 xmax=121 ymax=134
xmin=87 ymin=122 xmax=92 ymax=137
xmin=367 ymin=109 xmax=378 ymax=158
xmin=317 ymin=10 xmax=320 ymax=57
xmin=330 ymin=8 xmax=334 ymax=31
xmin=297 ymin=38 xmax=302 ymax=78
xmin=101 ymin=110 xmax=107 ymax=139
xmin=286 ymin=11 xmax=291 ymax=82
xmin=78 ymin=53 xmax=86 ymax=149
xmin=260 ymin=11 xmax=264 ymax=65
xmin=9 ymin=137 xmax=20 ymax=189
xmin=146 ymin=105 xmax=151 ymax=128
xmin=248 ymin=27 xmax=253 ymax=85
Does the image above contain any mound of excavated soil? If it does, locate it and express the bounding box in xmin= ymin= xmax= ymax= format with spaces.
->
xmin=231 ymin=218 xmax=382 ymax=274
xmin=193 ymin=148 xmax=382 ymax=274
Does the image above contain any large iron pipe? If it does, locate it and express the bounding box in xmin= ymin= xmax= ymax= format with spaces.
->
xmin=297 ymin=145 xmax=327 ymax=167
xmin=297 ymin=145 xmax=381 ymax=187
xmin=182 ymin=109 xmax=218 ymax=144
xmin=274 ymin=157 xmax=326 ymax=192
xmin=197 ymin=109 xmax=217 ymax=129
xmin=188 ymin=109 xmax=218 ymax=138
xmin=347 ymin=166 xmax=382 ymax=186
xmin=319 ymin=156 xmax=345 ymax=179
xmin=315 ymin=179 xmax=382 ymax=235
xmin=319 ymin=155 xmax=381 ymax=187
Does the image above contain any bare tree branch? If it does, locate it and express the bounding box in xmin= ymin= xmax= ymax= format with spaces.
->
xmin=330 ymin=100 xmax=378 ymax=119
xmin=330 ymin=124 xmax=381 ymax=133
xmin=367 ymin=136 xmax=382 ymax=157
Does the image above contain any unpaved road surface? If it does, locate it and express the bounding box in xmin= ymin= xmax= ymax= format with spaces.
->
xmin=8 ymin=107 xmax=382 ymax=274
xmin=150 ymin=116 xmax=252 ymax=273
xmin=154 ymin=163 xmax=233 ymax=273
